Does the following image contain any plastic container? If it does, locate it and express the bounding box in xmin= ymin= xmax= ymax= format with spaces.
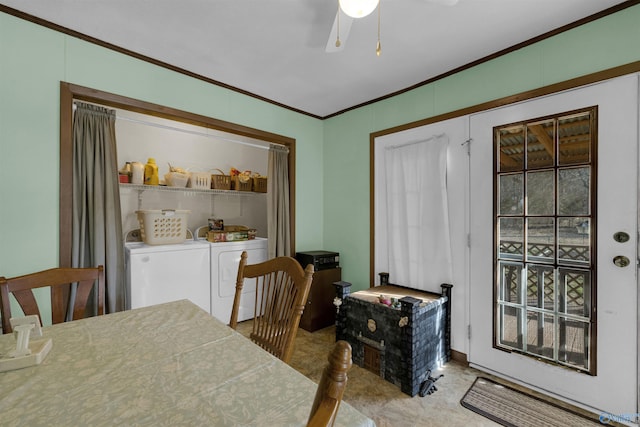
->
xmin=144 ymin=158 xmax=159 ymax=186
xmin=136 ymin=209 xmax=190 ymax=245
xmin=165 ymin=172 xmax=190 ymax=188
xmin=188 ymin=172 xmax=211 ymax=189
xmin=131 ymin=162 xmax=144 ymax=184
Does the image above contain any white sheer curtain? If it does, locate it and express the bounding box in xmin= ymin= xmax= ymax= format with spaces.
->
xmin=384 ymin=134 xmax=453 ymax=292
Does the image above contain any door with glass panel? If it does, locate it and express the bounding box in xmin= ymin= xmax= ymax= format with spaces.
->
xmin=468 ymin=75 xmax=638 ymax=415
xmin=496 ymin=107 xmax=596 ymax=374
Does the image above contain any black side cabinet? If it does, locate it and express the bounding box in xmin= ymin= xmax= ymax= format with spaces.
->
xmin=299 ymin=267 xmax=342 ymax=332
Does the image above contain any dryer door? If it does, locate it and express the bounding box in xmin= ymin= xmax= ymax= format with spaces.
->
xmin=212 ymin=246 xmax=267 ymax=323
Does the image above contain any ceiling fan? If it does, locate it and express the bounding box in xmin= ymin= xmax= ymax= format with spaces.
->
xmin=325 ymin=0 xmax=459 ymax=54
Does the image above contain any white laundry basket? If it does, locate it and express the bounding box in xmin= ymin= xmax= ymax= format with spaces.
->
xmin=136 ymin=209 xmax=190 ymax=245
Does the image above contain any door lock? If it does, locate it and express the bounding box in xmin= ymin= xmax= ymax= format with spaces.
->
xmin=613 ymin=255 xmax=630 ymax=268
xmin=613 ymin=231 xmax=630 ymax=243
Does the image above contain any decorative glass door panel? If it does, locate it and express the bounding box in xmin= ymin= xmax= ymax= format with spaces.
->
xmin=494 ymin=107 xmax=596 ymax=374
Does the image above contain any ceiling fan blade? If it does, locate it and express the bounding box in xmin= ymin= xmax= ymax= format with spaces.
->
xmin=325 ymin=10 xmax=354 ymax=53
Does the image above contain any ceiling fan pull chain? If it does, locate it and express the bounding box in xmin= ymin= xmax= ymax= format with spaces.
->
xmin=376 ymin=1 xmax=381 ymax=56
xmin=336 ymin=0 xmax=342 ymax=47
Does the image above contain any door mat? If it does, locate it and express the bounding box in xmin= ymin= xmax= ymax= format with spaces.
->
xmin=460 ymin=377 xmax=601 ymax=427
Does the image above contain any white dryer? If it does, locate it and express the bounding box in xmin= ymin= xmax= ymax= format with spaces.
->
xmin=125 ymin=240 xmax=211 ymax=313
xmin=207 ymin=238 xmax=268 ymax=324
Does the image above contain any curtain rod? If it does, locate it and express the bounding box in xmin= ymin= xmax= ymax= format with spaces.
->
xmin=385 ymin=133 xmax=447 ymax=150
xmin=73 ymin=101 xmax=277 ymax=151
xmin=116 ymin=114 xmax=272 ymax=151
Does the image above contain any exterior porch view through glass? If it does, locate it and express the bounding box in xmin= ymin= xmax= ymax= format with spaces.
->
xmin=494 ymin=107 xmax=596 ymax=374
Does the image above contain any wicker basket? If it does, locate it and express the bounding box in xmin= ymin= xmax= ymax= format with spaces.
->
xmin=231 ymin=176 xmax=253 ymax=191
xmin=211 ymin=169 xmax=231 ymax=190
xmin=136 ymin=209 xmax=190 ymax=245
xmin=252 ymin=177 xmax=267 ymax=193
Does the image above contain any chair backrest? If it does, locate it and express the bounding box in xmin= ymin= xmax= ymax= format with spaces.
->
xmin=0 ymin=266 xmax=105 ymax=334
xmin=307 ymin=340 xmax=353 ymax=427
xmin=230 ymin=251 xmax=314 ymax=364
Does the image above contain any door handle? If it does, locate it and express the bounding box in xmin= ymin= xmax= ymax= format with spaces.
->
xmin=613 ymin=255 xmax=630 ymax=267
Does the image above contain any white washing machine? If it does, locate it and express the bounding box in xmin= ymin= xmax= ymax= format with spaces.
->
xmin=125 ymin=240 xmax=211 ymax=313
xmin=206 ymin=238 xmax=268 ymax=324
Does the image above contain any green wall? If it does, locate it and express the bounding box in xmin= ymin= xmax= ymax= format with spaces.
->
xmin=2 ymin=5 xmax=640 ymax=301
xmin=0 ymin=11 xmax=324 ymax=312
xmin=323 ymin=5 xmax=640 ymax=289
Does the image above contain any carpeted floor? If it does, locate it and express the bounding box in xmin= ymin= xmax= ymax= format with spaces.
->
xmin=235 ymin=322 xmax=607 ymax=427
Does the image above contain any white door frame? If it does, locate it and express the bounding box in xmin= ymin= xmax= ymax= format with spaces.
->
xmin=373 ymin=116 xmax=470 ymax=355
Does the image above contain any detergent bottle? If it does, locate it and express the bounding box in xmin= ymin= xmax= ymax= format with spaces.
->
xmin=144 ymin=158 xmax=159 ymax=185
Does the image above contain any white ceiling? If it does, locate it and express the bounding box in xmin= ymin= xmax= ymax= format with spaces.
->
xmin=0 ymin=0 xmax=630 ymax=118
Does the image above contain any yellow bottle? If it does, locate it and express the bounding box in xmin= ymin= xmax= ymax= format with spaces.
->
xmin=144 ymin=158 xmax=159 ymax=185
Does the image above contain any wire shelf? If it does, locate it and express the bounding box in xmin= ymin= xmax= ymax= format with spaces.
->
xmin=119 ymin=183 xmax=264 ymax=196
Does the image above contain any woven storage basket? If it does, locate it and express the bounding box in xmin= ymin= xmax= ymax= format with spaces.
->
xmin=252 ymin=177 xmax=267 ymax=193
xmin=136 ymin=209 xmax=190 ymax=245
xmin=231 ymin=176 xmax=253 ymax=191
xmin=188 ymin=172 xmax=211 ymax=190
xmin=211 ymin=169 xmax=231 ymax=190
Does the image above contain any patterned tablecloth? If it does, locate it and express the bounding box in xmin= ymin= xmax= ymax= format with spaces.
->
xmin=0 ymin=299 xmax=375 ymax=427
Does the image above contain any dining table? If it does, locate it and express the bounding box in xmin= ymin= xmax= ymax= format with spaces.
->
xmin=0 ymin=299 xmax=375 ymax=426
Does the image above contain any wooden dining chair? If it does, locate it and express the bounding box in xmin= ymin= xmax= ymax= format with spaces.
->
xmin=307 ymin=340 xmax=353 ymax=427
xmin=230 ymin=251 xmax=314 ymax=364
xmin=0 ymin=266 xmax=105 ymax=334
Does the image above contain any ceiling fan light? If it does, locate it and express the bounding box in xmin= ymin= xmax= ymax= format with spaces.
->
xmin=339 ymin=0 xmax=379 ymax=18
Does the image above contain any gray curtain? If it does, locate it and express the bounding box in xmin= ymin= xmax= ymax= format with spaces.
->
xmin=72 ymin=102 xmax=125 ymax=314
xmin=267 ymin=144 xmax=291 ymax=258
